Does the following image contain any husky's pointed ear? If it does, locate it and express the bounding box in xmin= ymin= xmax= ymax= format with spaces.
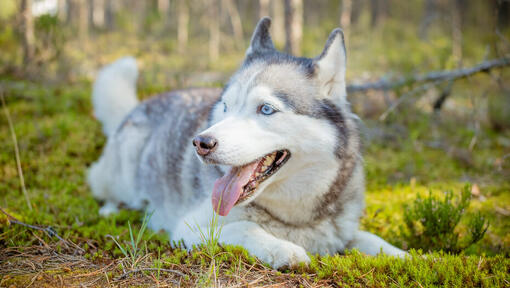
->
xmin=246 ymin=17 xmax=275 ymax=56
xmin=313 ymin=29 xmax=347 ymax=104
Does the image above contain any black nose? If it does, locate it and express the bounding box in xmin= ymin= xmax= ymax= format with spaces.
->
xmin=192 ymin=135 xmax=218 ymax=156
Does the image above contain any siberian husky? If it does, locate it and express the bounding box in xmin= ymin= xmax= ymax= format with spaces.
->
xmin=88 ymin=17 xmax=406 ymax=268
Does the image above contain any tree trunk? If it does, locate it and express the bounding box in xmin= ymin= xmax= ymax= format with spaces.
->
xmin=272 ymin=0 xmax=285 ymax=46
xmin=419 ymin=0 xmax=436 ymax=40
xmin=350 ymin=0 xmax=363 ymax=25
xmin=433 ymin=0 xmax=463 ymax=111
xmin=370 ymin=0 xmax=378 ymax=28
xmin=66 ymin=0 xmax=74 ymax=24
xmin=340 ymin=0 xmax=352 ymax=41
xmin=104 ymin=0 xmax=114 ymax=30
xmin=77 ymin=0 xmax=89 ymax=41
xmin=208 ymin=0 xmax=220 ymax=61
xmin=370 ymin=0 xmax=388 ymax=28
xmin=88 ymin=0 xmax=94 ymax=29
xmin=177 ymin=0 xmax=189 ymax=54
xmin=57 ymin=0 xmax=67 ymax=22
xmin=20 ymin=0 xmax=35 ymax=68
xmin=284 ymin=0 xmax=303 ymax=55
xmin=497 ymin=0 xmax=510 ymax=28
xmin=158 ymin=0 xmax=169 ymax=15
xmin=135 ymin=1 xmax=146 ymax=34
xmin=223 ymin=0 xmax=244 ymax=49
xmin=451 ymin=0 xmax=463 ymax=66
xmin=259 ymin=0 xmax=269 ymax=18
xmin=91 ymin=0 xmax=105 ymax=29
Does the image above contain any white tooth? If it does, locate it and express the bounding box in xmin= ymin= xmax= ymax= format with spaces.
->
xmin=264 ymin=158 xmax=272 ymax=166
xmin=276 ymin=151 xmax=287 ymax=165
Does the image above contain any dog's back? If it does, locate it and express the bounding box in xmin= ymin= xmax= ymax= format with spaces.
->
xmin=88 ymin=59 xmax=222 ymax=220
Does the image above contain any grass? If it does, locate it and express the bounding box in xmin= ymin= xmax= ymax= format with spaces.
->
xmin=1 ymin=242 xmax=508 ymax=286
xmin=186 ymin=209 xmax=224 ymax=286
xmin=0 ymin=76 xmax=509 ymax=286
xmin=0 ymin=90 xmax=31 ymax=211
xmin=107 ymin=211 xmax=154 ymax=268
xmin=186 ymin=205 xmax=224 ymax=260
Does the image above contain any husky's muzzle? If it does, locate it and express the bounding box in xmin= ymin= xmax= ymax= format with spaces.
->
xmin=192 ymin=133 xmax=291 ymax=216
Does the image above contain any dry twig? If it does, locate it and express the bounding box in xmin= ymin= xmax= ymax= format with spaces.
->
xmin=114 ymin=267 xmax=185 ymax=281
xmin=0 ymin=87 xmax=32 ymax=210
xmin=1 ymin=207 xmax=63 ymax=242
xmin=0 ymin=207 xmax=84 ymax=253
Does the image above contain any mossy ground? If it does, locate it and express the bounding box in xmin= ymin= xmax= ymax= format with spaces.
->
xmin=0 ymin=76 xmax=508 ymax=287
xmin=1 ymin=16 xmax=510 ymax=285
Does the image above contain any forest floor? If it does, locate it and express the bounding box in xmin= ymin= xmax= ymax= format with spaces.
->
xmin=0 ymin=78 xmax=509 ymax=287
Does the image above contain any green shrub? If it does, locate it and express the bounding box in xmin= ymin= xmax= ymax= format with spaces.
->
xmin=401 ymin=184 xmax=489 ymax=253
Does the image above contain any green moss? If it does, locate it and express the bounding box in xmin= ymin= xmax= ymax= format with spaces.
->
xmin=0 ymin=77 xmax=508 ymax=284
xmin=303 ymin=250 xmax=509 ymax=287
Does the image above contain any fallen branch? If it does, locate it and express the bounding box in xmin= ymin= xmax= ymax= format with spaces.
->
xmin=114 ymin=267 xmax=185 ymax=281
xmin=0 ymin=87 xmax=32 ymax=211
xmin=0 ymin=207 xmax=84 ymax=253
xmin=0 ymin=207 xmax=64 ymax=242
xmin=347 ymin=57 xmax=510 ymax=93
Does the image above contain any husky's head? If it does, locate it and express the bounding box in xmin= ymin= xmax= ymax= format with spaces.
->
xmin=193 ymin=18 xmax=353 ymax=216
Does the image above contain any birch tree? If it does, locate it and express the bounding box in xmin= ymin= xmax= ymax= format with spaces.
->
xmin=272 ymin=0 xmax=285 ymax=46
xmin=222 ymin=0 xmax=243 ymax=49
xmin=208 ymin=0 xmax=220 ymax=61
xmin=284 ymin=0 xmax=302 ymax=55
xmin=20 ymin=0 xmax=35 ymax=67
xmin=259 ymin=0 xmax=269 ymax=18
xmin=340 ymin=0 xmax=352 ymax=41
xmin=177 ymin=0 xmax=189 ymax=54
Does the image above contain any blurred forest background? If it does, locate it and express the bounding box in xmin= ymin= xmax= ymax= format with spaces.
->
xmin=1 ymin=0 xmax=510 ymax=124
xmin=0 ymin=1 xmax=510 ymax=286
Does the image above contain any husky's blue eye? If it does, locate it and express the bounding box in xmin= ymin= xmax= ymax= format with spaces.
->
xmin=259 ymin=104 xmax=276 ymax=115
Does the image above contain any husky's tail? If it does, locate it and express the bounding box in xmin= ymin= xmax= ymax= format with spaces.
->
xmin=92 ymin=57 xmax=139 ymax=137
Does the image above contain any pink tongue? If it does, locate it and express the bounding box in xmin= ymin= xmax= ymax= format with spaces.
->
xmin=212 ymin=162 xmax=259 ymax=216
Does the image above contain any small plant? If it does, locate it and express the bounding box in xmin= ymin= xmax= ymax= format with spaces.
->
xmin=153 ymin=247 xmax=162 ymax=282
xmin=107 ymin=211 xmax=154 ymax=267
xmin=186 ymin=195 xmax=224 ymax=260
xmin=401 ymin=184 xmax=489 ymax=253
xmin=186 ymin=210 xmax=224 ymax=260
xmin=186 ymin=205 xmax=224 ymax=286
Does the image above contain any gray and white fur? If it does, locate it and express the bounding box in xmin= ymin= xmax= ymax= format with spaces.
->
xmin=88 ymin=18 xmax=406 ymax=268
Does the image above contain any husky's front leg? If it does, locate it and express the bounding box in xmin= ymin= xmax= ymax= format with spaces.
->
xmin=220 ymin=221 xmax=310 ymax=268
xmin=348 ymin=230 xmax=408 ymax=257
xmin=174 ymin=220 xmax=310 ymax=269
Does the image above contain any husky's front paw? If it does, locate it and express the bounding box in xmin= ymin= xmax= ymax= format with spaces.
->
xmin=99 ymin=202 xmax=119 ymax=216
xmin=171 ymin=222 xmax=202 ymax=250
xmin=252 ymin=241 xmax=310 ymax=269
